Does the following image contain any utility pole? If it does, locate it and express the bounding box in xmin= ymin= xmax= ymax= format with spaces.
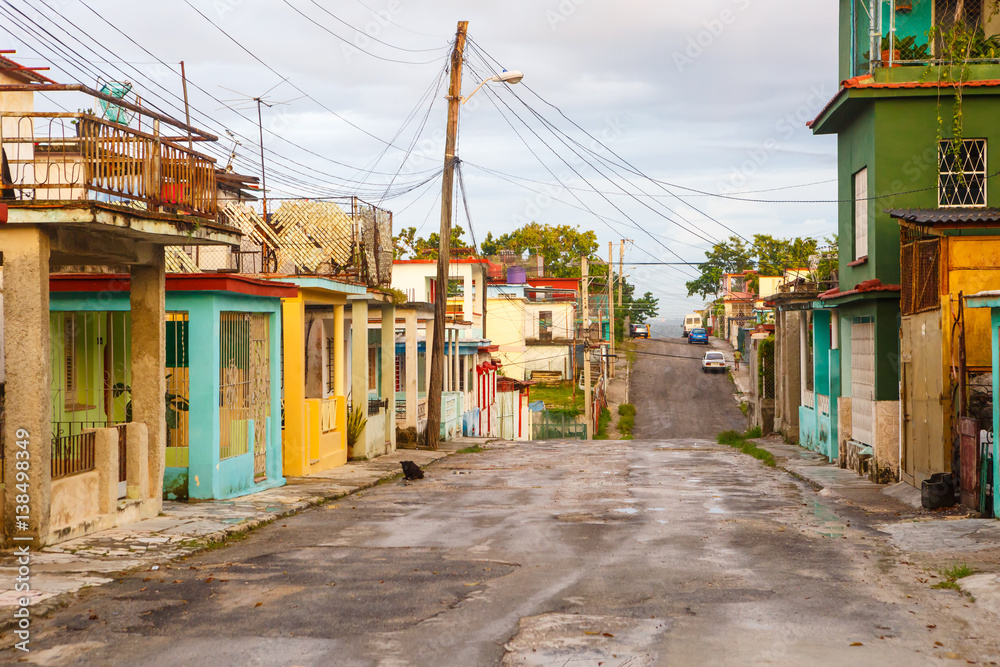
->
xmin=426 ymin=20 xmax=468 ymax=450
xmin=255 ymin=97 xmax=270 ymax=223
xmin=620 ymin=239 xmax=630 ymax=337
xmin=608 ymin=241 xmax=615 ymax=379
xmin=582 ymin=256 xmax=592 ymax=440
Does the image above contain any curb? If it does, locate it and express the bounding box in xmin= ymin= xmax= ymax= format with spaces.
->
xmin=0 ymin=450 xmax=463 ymax=634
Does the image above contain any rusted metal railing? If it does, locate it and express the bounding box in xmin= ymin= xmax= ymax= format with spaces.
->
xmin=51 ymin=430 xmax=97 ymax=479
xmin=116 ymin=423 xmax=128 ymax=484
xmin=0 ymin=112 xmax=217 ymax=219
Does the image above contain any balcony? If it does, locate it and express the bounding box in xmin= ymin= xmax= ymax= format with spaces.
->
xmin=0 ymin=85 xmax=240 ymax=250
xmin=852 ymin=0 xmax=1000 ymax=76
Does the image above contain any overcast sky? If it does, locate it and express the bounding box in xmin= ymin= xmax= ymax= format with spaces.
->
xmin=5 ymin=0 xmax=841 ymax=318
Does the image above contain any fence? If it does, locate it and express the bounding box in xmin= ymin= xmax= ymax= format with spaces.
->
xmin=0 ymin=112 xmax=217 ymax=219
xmin=202 ymin=199 xmax=392 ymax=288
xmin=531 ymin=410 xmax=587 ymax=440
xmin=51 ymin=430 xmax=96 ymax=479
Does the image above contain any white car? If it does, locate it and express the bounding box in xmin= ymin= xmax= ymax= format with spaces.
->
xmin=702 ymin=351 xmax=726 ymax=374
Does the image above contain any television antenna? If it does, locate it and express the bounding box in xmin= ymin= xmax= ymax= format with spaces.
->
xmin=218 ymin=79 xmax=303 ymax=222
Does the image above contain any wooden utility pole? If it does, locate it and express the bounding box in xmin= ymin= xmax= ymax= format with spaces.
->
xmin=426 ymin=21 xmax=468 ymax=450
xmin=180 ymin=61 xmax=193 ymax=152
xmin=583 ymin=256 xmax=592 ymax=440
xmin=619 ymin=239 xmax=627 ymax=307
xmin=608 ymin=241 xmax=615 ymax=379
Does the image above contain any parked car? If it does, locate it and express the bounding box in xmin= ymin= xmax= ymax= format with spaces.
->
xmin=688 ymin=328 xmax=708 ymax=344
xmin=630 ymin=323 xmax=649 ymax=339
xmin=702 ymin=351 xmax=726 ymax=373
xmin=683 ymin=313 xmax=703 ymax=337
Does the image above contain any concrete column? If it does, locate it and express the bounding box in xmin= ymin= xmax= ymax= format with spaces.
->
xmin=281 ymin=296 xmax=306 ymax=475
xmin=2 ymin=227 xmax=51 ymax=545
xmin=124 ymin=422 xmax=149 ymax=500
xmin=130 ymin=249 xmax=166 ymax=510
xmin=333 ymin=304 xmax=345 ymax=397
xmin=350 ymin=299 xmax=369 ymax=459
xmin=381 ymin=303 xmax=396 ymax=451
xmin=831 ymin=308 xmax=840 ymax=350
xmin=799 ymin=311 xmax=808 ymax=396
xmin=94 ymin=428 xmax=118 ymax=514
xmin=424 ymin=318 xmax=434 ymax=399
xmin=404 ymin=310 xmax=418 ymax=429
xmin=443 ymin=325 xmax=450 ymax=393
xmin=452 ymin=329 xmax=459 ymax=393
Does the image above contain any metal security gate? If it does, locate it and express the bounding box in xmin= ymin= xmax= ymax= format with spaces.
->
xmin=219 ymin=312 xmax=271 ymax=481
xmin=851 ymin=321 xmax=876 ymax=445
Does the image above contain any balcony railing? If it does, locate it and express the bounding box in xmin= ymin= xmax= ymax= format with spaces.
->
xmin=1 ymin=111 xmax=217 ymax=220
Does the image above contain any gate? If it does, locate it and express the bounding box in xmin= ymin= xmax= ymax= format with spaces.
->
xmin=219 ymin=312 xmax=271 ymax=481
xmin=851 ymin=321 xmax=876 ymax=445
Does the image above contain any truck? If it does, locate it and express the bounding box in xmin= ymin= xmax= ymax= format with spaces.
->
xmin=682 ymin=313 xmax=703 ymax=338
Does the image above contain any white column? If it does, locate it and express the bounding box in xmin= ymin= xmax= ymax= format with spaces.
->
xmin=404 ymin=310 xmax=418 ymax=429
xmin=831 ymin=308 xmax=840 ymax=350
xmin=799 ymin=311 xmax=809 ymax=395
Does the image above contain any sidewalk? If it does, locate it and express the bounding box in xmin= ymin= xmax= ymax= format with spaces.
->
xmin=0 ymin=438 xmax=486 ymax=621
xmin=753 ymin=435 xmax=1000 ymax=616
xmin=709 ymin=336 xmax=750 ymax=400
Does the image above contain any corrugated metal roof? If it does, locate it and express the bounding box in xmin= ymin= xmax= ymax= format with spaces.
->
xmin=887 ymin=208 xmax=1000 ymax=225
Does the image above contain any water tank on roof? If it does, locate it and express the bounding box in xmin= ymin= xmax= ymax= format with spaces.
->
xmin=507 ymin=265 xmax=527 ymax=284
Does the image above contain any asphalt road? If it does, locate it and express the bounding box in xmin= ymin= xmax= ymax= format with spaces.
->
xmin=631 ymin=336 xmax=745 ymax=439
xmin=9 ymin=341 xmax=1000 ymax=665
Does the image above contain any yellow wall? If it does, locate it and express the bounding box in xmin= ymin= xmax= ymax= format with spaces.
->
xmin=486 ymin=298 xmax=527 ymax=381
xmin=281 ymin=289 xmax=349 ymax=476
xmin=946 ymin=237 xmax=1000 ymax=369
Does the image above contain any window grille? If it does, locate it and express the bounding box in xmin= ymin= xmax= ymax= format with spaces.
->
xmin=939 ymin=139 xmax=986 ymax=207
xmin=50 ymin=311 xmax=131 ymax=438
xmin=166 ymin=312 xmax=190 ymax=451
xmin=901 ymin=236 xmax=941 ymax=315
xmin=219 ymin=312 xmax=271 ymax=481
xmin=854 ymin=168 xmax=869 ymax=260
xmin=326 ymin=337 xmax=336 ymax=394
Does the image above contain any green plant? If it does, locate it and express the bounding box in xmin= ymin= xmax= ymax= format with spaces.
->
xmin=745 ymin=425 xmax=763 ymax=439
xmin=457 ymin=444 xmax=484 ymax=454
xmin=385 ymin=287 xmax=408 ymax=305
xmin=594 ymin=407 xmax=612 ymax=440
xmin=932 ymin=562 xmax=975 ymax=592
xmin=616 ymin=403 xmax=636 ymax=439
xmin=347 ymin=404 xmax=367 ymax=451
xmin=716 ymin=429 xmax=775 ymax=466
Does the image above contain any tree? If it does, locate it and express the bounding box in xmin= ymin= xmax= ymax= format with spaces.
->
xmin=393 ymin=226 xmax=472 ymax=259
xmin=480 ymin=222 xmax=599 ymax=278
xmin=613 ymin=279 xmax=659 ymax=342
xmin=685 ymin=234 xmax=824 ymax=299
xmin=753 ymin=234 xmax=817 ymax=276
xmin=685 ymin=236 xmax=755 ymax=299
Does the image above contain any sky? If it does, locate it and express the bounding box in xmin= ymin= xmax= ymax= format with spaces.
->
xmin=2 ymin=0 xmax=841 ymax=318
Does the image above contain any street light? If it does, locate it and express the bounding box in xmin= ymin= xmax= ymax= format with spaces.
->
xmin=427 ymin=21 xmax=525 ymax=450
xmin=461 ymin=70 xmax=524 ymax=105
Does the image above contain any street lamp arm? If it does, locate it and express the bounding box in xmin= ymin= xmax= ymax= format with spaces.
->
xmin=460 ymin=70 xmax=524 ymax=104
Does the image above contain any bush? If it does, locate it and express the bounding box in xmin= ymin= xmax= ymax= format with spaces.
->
xmin=618 ymin=403 xmax=636 ymax=417
xmin=745 ymin=426 xmax=763 ymax=439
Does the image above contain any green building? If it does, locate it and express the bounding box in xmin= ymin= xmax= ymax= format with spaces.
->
xmin=808 ymin=0 xmax=1000 ymax=483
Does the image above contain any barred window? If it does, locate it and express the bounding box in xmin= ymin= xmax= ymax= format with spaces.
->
xmin=939 ymin=139 xmax=986 ymax=207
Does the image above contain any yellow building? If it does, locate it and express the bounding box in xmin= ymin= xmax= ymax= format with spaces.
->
xmin=891 ymin=210 xmax=1000 ymax=491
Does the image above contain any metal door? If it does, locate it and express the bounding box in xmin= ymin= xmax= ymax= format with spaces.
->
xmin=851 ymin=322 xmax=876 ymax=446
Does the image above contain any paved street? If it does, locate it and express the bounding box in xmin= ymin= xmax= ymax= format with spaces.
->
xmin=8 ymin=340 xmax=1000 ymax=665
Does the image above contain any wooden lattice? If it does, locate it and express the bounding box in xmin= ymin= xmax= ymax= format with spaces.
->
xmin=165 ymin=247 xmax=200 ymax=273
xmin=271 ymin=200 xmax=354 ymax=272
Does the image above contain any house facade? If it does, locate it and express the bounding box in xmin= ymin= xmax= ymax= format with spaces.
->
xmin=808 ymin=0 xmax=1000 ymax=486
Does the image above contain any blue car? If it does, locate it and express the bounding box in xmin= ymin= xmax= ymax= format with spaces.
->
xmin=688 ymin=328 xmax=709 ymax=344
